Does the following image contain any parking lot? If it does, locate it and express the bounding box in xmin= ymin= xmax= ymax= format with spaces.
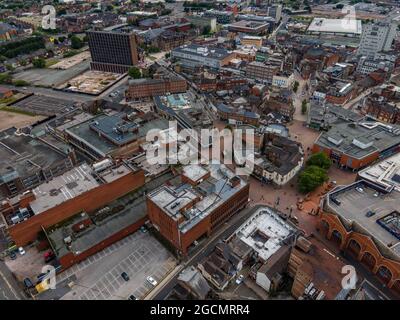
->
xmin=59 ymin=231 xmax=176 ymax=300
xmin=11 ymin=94 xmax=75 ymax=116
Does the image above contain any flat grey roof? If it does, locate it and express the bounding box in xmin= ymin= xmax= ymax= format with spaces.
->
xmin=0 ymin=128 xmax=68 ymax=183
xmin=148 ymin=164 xmax=248 ymax=233
xmin=315 ymin=121 xmax=400 ymax=160
xmin=66 ymin=112 xmax=169 ymax=156
xmin=326 ymin=181 xmax=400 ymax=258
xmin=307 ymin=18 xmax=362 ymax=35
xmin=28 ymin=163 xmax=100 ymax=215
xmin=172 ymin=44 xmax=232 ymax=61
xmin=358 ymin=152 xmax=400 ymax=192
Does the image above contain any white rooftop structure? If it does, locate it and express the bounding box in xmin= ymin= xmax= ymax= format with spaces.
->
xmin=182 ymin=164 xmax=209 ymax=183
xmin=235 ymin=207 xmax=296 ymax=262
xmin=358 ymin=153 xmax=400 ymax=192
xmin=307 ymin=18 xmax=362 ymax=36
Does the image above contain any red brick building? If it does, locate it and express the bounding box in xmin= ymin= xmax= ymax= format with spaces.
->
xmin=126 ymin=76 xmax=187 ymax=100
xmin=312 ymin=121 xmax=400 ymax=171
xmin=1 ymin=163 xmax=145 ymax=247
xmin=147 ymin=164 xmax=250 ymax=255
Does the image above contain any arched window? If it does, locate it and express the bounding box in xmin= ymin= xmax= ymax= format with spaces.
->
xmin=331 ymin=229 xmax=343 ymax=246
xmin=320 ymin=220 xmax=329 ymax=237
xmin=361 ymin=252 xmax=376 ymax=271
xmin=347 ymin=239 xmax=361 ymax=257
xmin=377 ymin=265 xmax=392 ymax=285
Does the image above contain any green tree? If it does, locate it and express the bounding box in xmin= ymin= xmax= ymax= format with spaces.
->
xmin=128 ymin=67 xmax=142 ymax=79
xmin=32 ymin=57 xmax=46 ymax=68
xmin=13 ymin=79 xmax=30 ymax=87
xmin=0 ymin=73 xmax=12 ymax=84
xmin=306 ymin=152 xmax=332 ymax=170
xmin=298 ymin=165 xmax=329 ymax=193
xmin=301 ymin=99 xmax=308 ymax=115
xmin=202 ymin=25 xmax=211 ymax=35
xmin=70 ymin=36 xmax=83 ymax=49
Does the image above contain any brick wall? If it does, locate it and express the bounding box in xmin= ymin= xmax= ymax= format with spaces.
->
xmin=59 ymin=216 xmax=146 ymax=270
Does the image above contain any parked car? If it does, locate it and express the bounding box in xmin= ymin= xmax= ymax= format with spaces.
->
xmin=356 ymin=187 xmax=364 ymax=193
xmin=121 ymin=272 xmax=130 ymax=282
xmin=23 ymin=278 xmax=34 ymax=289
xmin=18 ymin=247 xmax=25 ymax=255
xmin=140 ymin=226 xmax=147 ymax=233
xmin=366 ymin=210 xmax=376 ymax=218
xmin=330 ymin=197 xmax=341 ymax=206
xmin=146 ymin=276 xmax=157 ymax=286
xmin=235 ymin=274 xmax=244 ymax=285
xmin=44 ymin=251 xmax=55 ymax=263
xmin=10 ymin=251 xmax=17 ymax=260
xmin=373 ymin=192 xmax=380 ymax=197
xmin=128 ymin=295 xmax=137 ymax=300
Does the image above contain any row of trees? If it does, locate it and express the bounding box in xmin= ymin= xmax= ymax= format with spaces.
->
xmin=0 ymin=36 xmax=45 ymax=59
xmin=297 ymin=152 xmax=332 ymax=193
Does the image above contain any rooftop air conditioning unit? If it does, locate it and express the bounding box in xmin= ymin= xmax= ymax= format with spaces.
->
xmin=64 ymin=236 xmax=72 ymax=244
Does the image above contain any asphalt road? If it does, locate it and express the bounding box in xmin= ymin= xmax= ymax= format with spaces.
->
xmin=0 ymin=261 xmax=24 ymax=300
xmin=152 ymin=204 xmax=265 ymax=300
xmin=1 ymin=84 xmax=95 ymax=103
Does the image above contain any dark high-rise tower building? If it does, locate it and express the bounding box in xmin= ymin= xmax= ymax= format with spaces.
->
xmin=87 ymin=30 xmax=139 ymax=73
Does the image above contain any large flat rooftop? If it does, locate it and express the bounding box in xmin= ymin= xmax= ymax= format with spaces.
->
xmin=66 ymin=112 xmax=169 ymax=157
xmin=358 ymin=152 xmax=400 ymax=192
xmin=0 ymin=128 xmax=68 ymax=183
xmin=315 ymin=121 xmax=400 ymax=160
xmin=326 ymin=181 xmax=400 ymax=258
xmin=28 ymin=163 xmax=100 ymax=215
xmin=47 ymin=193 xmax=146 ymax=257
xmin=148 ymin=164 xmax=248 ymax=233
xmin=307 ymin=18 xmax=362 ymax=35
xmin=235 ymin=206 xmax=296 ymax=261
xmin=172 ymin=44 xmax=232 ymax=61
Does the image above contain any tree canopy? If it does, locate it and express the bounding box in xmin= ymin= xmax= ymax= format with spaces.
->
xmin=306 ymin=152 xmax=332 ymax=170
xmin=32 ymin=57 xmax=46 ymax=68
xmin=128 ymin=67 xmax=142 ymax=79
xmin=298 ymin=165 xmax=329 ymax=193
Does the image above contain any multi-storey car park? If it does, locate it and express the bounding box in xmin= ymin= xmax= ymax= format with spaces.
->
xmin=319 ymin=153 xmax=400 ymax=294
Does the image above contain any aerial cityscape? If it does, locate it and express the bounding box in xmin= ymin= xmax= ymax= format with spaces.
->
xmin=0 ymin=0 xmax=400 ymax=308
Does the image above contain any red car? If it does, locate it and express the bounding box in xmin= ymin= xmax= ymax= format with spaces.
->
xmin=44 ymin=251 xmax=55 ymax=263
